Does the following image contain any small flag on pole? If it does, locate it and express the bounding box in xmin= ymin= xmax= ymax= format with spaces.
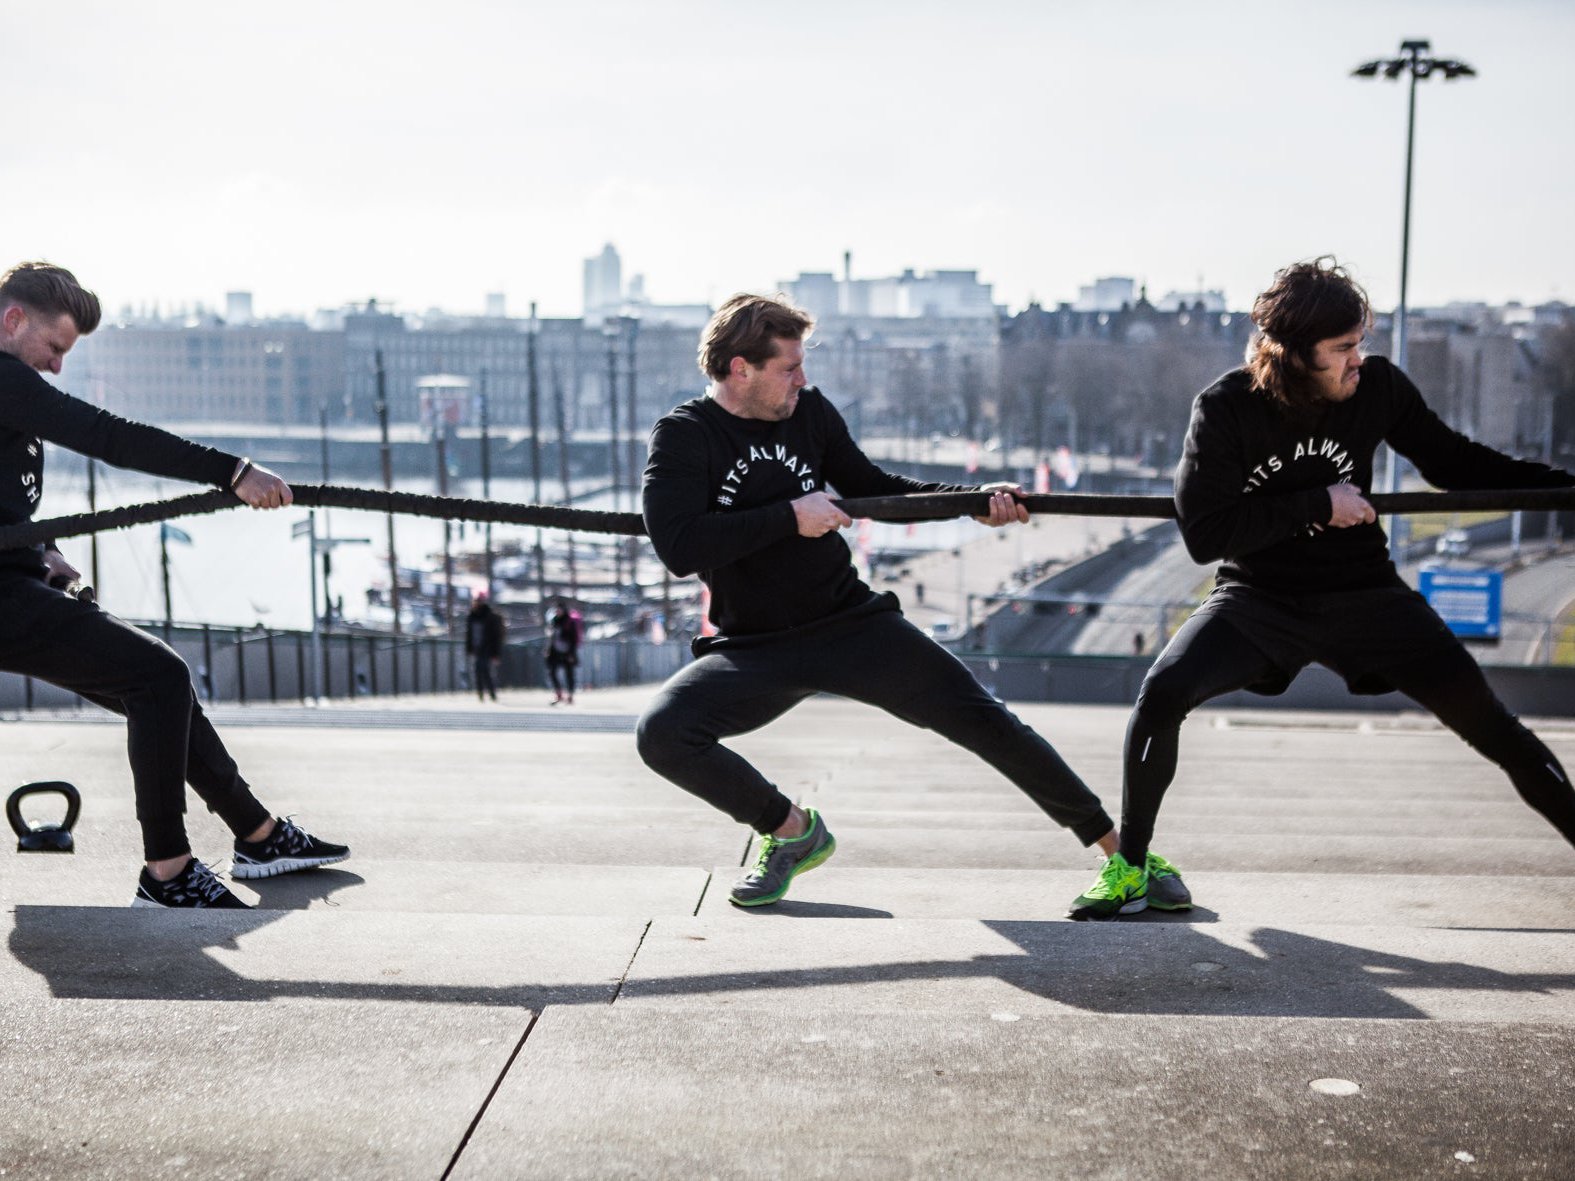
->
xmin=160 ymin=522 xmax=194 ymax=546
xmin=1053 ymin=445 xmax=1080 ymax=490
xmin=291 ymin=518 xmax=312 ymax=539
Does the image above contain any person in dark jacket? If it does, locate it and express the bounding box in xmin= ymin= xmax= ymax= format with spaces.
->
xmin=1072 ymin=256 xmax=1575 ymax=920
xmin=545 ymin=599 xmax=580 ymax=705
xmin=0 ymin=262 xmax=348 ymax=909
xmin=637 ymin=293 xmax=1189 ymax=910
xmin=465 ymin=592 xmax=506 ymax=701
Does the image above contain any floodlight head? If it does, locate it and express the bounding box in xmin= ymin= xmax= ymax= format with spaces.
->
xmin=1382 ymin=59 xmax=1408 ymax=79
xmin=1351 ymin=60 xmax=1382 ymax=77
xmin=1439 ymin=60 xmax=1478 ymax=79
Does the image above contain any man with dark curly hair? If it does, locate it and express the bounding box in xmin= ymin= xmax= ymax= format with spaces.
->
xmin=1067 ymin=257 xmax=1575 ymax=920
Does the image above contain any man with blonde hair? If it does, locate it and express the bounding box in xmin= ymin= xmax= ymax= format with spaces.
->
xmin=638 ymin=293 xmax=1189 ymax=910
xmin=0 ymin=261 xmax=348 ymax=908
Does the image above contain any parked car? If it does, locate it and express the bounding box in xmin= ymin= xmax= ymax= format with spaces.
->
xmin=1435 ymin=529 xmax=1471 ymax=557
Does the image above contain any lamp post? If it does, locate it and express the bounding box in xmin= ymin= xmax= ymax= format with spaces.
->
xmin=1352 ymin=39 xmax=1476 ymax=551
xmin=604 ymin=318 xmax=624 ymax=589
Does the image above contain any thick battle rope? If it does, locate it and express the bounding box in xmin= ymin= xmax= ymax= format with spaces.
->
xmin=1 ymin=484 xmax=1573 ymax=551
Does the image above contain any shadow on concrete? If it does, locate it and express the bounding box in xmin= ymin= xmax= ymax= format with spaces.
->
xmin=978 ymin=922 xmax=1575 ymax=1019
xmin=245 ymin=867 xmax=365 ymax=909
xmin=6 ymin=905 xmax=613 ymax=1008
xmin=734 ymin=900 xmax=894 ymax=919
xmin=10 ymin=909 xmax=1570 ymax=1020
xmin=1124 ymin=905 xmax=1221 ymax=924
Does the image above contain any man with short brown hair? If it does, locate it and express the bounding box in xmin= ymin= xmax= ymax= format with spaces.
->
xmin=638 ymin=293 xmax=1188 ymax=909
xmin=0 ymin=261 xmax=348 ymax=908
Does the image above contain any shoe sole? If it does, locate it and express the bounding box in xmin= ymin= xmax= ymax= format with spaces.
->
xmin=1067 ymin=894 xmax=1149 ymax=922
xmin=729 ymin=835 xmax=837 ymax=908
xmin=130 ymin=895 xmax=251 ymax=910
xmin=231 ymin=851 xmax=350 ymax=880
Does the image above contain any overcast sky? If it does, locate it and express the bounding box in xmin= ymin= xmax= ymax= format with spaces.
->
xmin=4 ymin=0 xmax=1570 ymax=320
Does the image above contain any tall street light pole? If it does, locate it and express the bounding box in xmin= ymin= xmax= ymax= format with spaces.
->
xmin=1352 ymin=39 xmax=1476 ymax=551
xmin=527 ymin=303 xmax=547 ymax=608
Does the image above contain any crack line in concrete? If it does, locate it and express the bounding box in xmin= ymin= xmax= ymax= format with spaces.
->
xmin=692 ymin=871 xmax=714 ymax=917
xmin=439 ymin=1008 xmax=541 ymax=1181
xmin=608 ymin=919 xmax=654 ymax=1006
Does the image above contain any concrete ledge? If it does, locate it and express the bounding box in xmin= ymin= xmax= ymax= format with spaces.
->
xmin=1 ymin=995 xmax=528 ymax=1180
xmin=454 ymin=1006 xmax=1575 ymax=1180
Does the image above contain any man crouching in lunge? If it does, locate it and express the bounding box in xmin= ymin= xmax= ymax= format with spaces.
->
xmin=636 ymin=293 xmax=1190 ymax=913
xmin=0 ymin=261 xmax=348 ymax=909
xmin=1078 ymin=256 xmax=1575 ymax=921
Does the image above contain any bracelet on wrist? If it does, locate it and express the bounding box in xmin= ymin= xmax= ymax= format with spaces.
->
xmin=230 ymin=458 xmax=254 ymax=489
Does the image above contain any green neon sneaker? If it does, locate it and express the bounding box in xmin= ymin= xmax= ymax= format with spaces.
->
xmin=1144 ymin=851 xmax=1192 ymax=911
xmin=729 ymin=808 xmax=836 ymax=907
xmin=1067 ymin=852 xmax=1148 ymax=921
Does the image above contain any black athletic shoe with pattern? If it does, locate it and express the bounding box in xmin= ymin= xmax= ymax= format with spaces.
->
xmin=132 ymin=858 xmax=250 ymax=909
xmin=231 ymin=817 xmax=350 ymax=880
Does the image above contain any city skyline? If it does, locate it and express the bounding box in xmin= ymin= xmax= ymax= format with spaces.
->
xmin=6 ymin=1 xmax=1572 ymax=320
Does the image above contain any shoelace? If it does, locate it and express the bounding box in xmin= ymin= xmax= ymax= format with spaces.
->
xmin=1093 ymin=858 xmax=1143 ymax=899
xmin=747 ymin=835 xmax=783 ymax=876
xmin=273 ymin=819 xmax=308 ymax=854
xmin=181 ymin=861 xmax=233 ymax=904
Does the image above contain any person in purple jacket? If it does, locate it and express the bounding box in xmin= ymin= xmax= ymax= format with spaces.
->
xmin=1068 ymin=257 xmax=1575 ymax=920
xmin=638 ymin=293 xmax=1190 ymax=911
xmin=0 ymin=262 xmax=348 ymax=909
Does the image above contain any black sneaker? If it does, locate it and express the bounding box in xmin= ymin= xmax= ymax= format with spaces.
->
xmin=729 ymin=808 xmax=836 ymax=907
xmin=231 ymin=817 xmax=350 ymax=880
xmin=133 ymin=858 xmax=250 ymax=909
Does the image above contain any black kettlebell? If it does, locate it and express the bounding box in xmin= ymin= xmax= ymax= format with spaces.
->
xmin=7 ymin=781 xmax=81 ymax=853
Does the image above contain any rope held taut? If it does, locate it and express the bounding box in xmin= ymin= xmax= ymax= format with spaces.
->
xmin=1 ymin=484 xmax=1572 ymax=551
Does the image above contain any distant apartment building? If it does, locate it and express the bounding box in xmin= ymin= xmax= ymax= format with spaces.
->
xmin=62 ymin=290 xmax=711 ymax=440
xmin=1154 ymin=288 xmax=1228 ymax=313
xmin=335 ymin=302 xmax=701 ymax=433
xmin=1073 ymin=277 xmax=1136 ymax=313
xmin=778 ymin=264 xmax=997 ymax=320
xmin=68 ymin=316 xmax=345 ymax=428
xmin=999 ymin=294 xmax=1257 ymax=464
xmin=1402 ymin=305 xmax=1565 ymax=456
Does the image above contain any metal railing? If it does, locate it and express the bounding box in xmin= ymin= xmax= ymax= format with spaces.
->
xmin=0 ymin=622 xmax=693 ymax=712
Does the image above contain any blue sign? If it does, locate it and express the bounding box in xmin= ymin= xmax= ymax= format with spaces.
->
xmin=1419 ymin=569 xmax=1502 ymax=639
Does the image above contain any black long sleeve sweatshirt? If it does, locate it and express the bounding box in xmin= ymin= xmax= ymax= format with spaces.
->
xmin=642 ymin=387 xmax=968 ymax=637
xmin=0 ymin=350 xmax=240 ymax=572
xmin=1175 ymin=355 xmax=1575 ymax=594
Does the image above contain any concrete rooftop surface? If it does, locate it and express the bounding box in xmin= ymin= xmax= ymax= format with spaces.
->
xmin=2 ymin=685 xmax=1573 ymax=1179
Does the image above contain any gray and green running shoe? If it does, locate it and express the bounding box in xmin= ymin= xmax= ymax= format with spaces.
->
xmin=729 ymin=808 xmax=836 ymax=907
xmin=1144 ymin=851 xmax=1192 ymax=911
xmin=1067 ymin=851 xmax=1148 ymax=921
